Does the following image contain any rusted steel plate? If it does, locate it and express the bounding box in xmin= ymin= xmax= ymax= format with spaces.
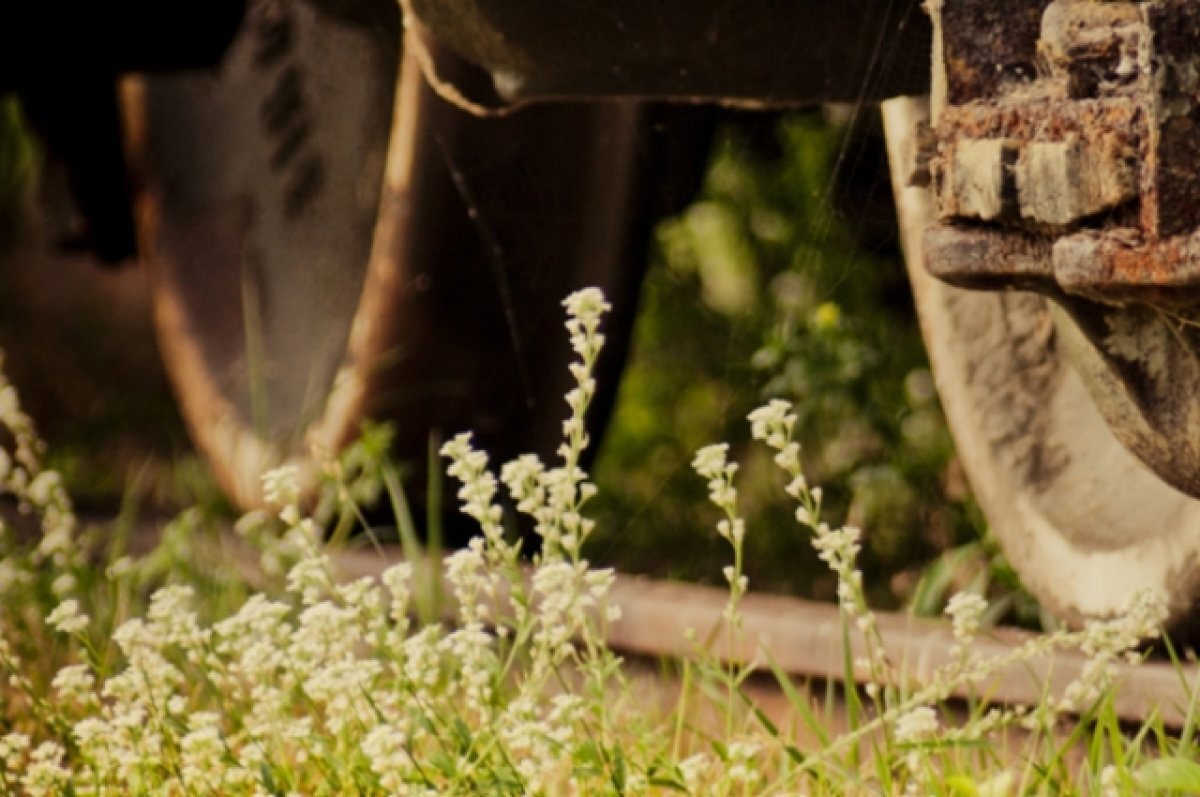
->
xmin=939 ymin=0 xmax=1050 ymax=106
xmin=926 ymin=0 xmax=1200 ymax=298
xmin=399 ymin=0 xmax=931 ymax=109
xmin=1054 ymin=231 xmax=1200 ymax=302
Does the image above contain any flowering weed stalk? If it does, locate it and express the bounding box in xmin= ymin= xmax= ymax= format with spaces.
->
xmin=691 ymin=441 xmax=752 ymax=743
xmin=716 ymin=397 xmax=1169 ymax=794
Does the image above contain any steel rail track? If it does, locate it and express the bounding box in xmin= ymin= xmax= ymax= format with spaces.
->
xmin=333 ymin=546 xmax=1199 ymax=729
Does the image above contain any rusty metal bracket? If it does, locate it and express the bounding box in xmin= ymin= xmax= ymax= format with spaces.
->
xmin=925 ymin=0 xmax=1200 ymax=305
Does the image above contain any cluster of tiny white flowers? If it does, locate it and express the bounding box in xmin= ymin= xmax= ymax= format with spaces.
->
xmin=21 ymin=740 xmax=70 ymax=797
xmin=946 ymin=591 xmax=987 ymax=645
xmin=1099 ymin=764 xmax=1122 ymax=797
xmin=679 ymin=752 xmax=715 ymax=792
xmin=1058 ymin=588 xmax=1166 ymax=713
xmin=0 ymin=731 xmax=30 ymax=793
xmin=45 ymin=598 xmax=88 ymax=635
xmin=442 ymin=433 xmax=510 ymax=555
xmin=944 ymin=590 xmax=989 ymax=671
xmin=50 ymin=662 xmax=95 ymax=704
xmin=894 ymin=704 xmax=939 ymax=745
xmin=464 ymin=288 xmax=609 ymax=566
xmin=693 ymin=443 xmax=738 ymax=510
xmin=360 ymin=723 xmax=411 ymax=792
xmin=261 ymin=463 xmax=301 ymax=518
xmin=894 ymin=704 xmax=940 ymax=778
xmin=748 ymin=399 xmax=799 ymax=467
xmin=724 ymin=739 xmax=764 ymax=787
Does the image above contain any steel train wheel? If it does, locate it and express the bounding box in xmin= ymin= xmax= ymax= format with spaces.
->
xmin=124 ymin=0 xmax=690 ymax=509
xmin=883 ymin=97 xmax=1200 ymax=629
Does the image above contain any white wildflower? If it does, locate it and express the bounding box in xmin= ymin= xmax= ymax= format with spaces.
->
xmin=45 ymin=599 xmax=88 ymax=635
xmin=261 ymin=464 xmax=300 ymax=510
xmin=692 ymin=443 xmax=730 ymax=480
xmin=500 ymin=453 xmax=546 ymax=513
xmin=716 ymin=518 xmax=745 ymax=545
xmin=25 ymin=471 xmax=61 ymax=507
xmin=303 ymin=658 xmax=383 ymax=734
xmin=946 ymin=592 xmax=988 ymax=644
xmin=785 ymin=473 xmax=807 ymax=499
xmin=679 ymin=753 xmax=713 ymax=791
xmin=774 ymin=441 xmax=801 ymax=471
xmin=49 ymin=571 xmax=75 ymax=597
xmin=51 ymin=664 xmax=94 ymax=702
xmin=180 ymin=712 xmax=227 ymax=790
xmin=21 ymin=741 xmax=69 ymax=797
xmin=381 ymin=562 xmax=414 ymax=627
xmin=562 ymin=287 xmax=612 ymax=326
xmin=0 ymin=732 xmax=29 ymax=769
xmin=286 ymin=551 xmax=332 ymax=605
xmin=0 ymin=385 xmax=19 ymax=426
xmin=1099 ymin=765 xmax=1121 ymax=797
xmin=146 ymin=584 xmax=208 ymax=651
xmin=895 ymin=705 xmax=939 ymax=744
xmin=812 ymin=525 xmax=862 ymax=572
xmin=726 ymin=740 xmax=763 ymax=786
xmin=362 ymin=724 xmax=411 ymax=791
xmin=747 ymin=399 xmax=797 ymax=447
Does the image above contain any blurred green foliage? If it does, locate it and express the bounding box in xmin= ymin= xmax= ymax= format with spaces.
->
xmin=587 ymin=112 xmax=987 ymax=609
xmin=0 ymin=97 xmax=35 ymax=227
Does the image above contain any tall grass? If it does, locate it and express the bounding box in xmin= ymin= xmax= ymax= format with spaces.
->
xmin=0 ymin=292 xmax=1192 ymax=795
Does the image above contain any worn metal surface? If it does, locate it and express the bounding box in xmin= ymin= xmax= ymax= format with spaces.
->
xmin=938 ymin=0 xmax=1049 ymax=106
xmin=399 ymin=0 xmax=931 ymax=110
xmin=923 ymin=0 xmax=1200 ymax=498
xmin=927 ymin=0 xmax=1200 ymax=297
xmin=1050 ymin=298 xmax=1200 ymax=499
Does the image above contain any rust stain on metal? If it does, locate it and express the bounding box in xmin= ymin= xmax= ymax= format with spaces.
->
xmin=1041 ymin=2 xmax=1143 ymax=100
xmin=1054 ymin=230 xmax=1200 ymax=303
xmin=940 ymin=0 xmax=1050 ymax=105
xmin=938 ymin=98 xmax=1143 ymax=143
xmin=1141 ymin=0 xmax=1200 ymax=237
xmin=927 ymin=0 xmax=1200 ymax=299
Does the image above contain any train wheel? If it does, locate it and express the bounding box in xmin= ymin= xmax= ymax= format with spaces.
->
xmin=883 ymin=96 xmax=1200 ymax=629
xmin=124 ymin=0 xmax=700 ymax=509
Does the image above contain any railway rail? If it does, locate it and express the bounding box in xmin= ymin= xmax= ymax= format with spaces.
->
xmin=332 ymin=544 xmax=1199 ymax=730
